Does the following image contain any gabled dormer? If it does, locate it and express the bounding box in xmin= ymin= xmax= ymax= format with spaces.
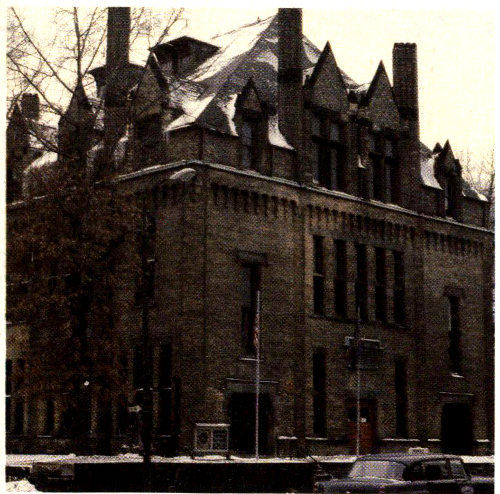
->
xmin=58 ymin=80 xmax=94 ymax=165
xmin=151 ymin=36 xmax=219 ymax=76
xmin=435 ymin=140 xmax=463 ymax=220
xmin=362 ymin=61 xmax=399 ymax=131
xmin=304 ymin=42 xmax=349 ymax=114
xmin=234 ymin=78 xmax=269 ymax=173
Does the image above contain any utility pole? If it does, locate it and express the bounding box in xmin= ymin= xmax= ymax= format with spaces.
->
xmin=355 ymin=306 xmax=361 ymax=456
xmin=254 ymin=290 xmax=261 ymax=461
xmin=141 ymin=193 xmax=153 ymax=492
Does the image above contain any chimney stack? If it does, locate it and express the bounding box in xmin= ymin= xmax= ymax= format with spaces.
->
xmin=278 ymin=8 xmax=303 ymax=156
xmin=392 ymin=43 xmax=419 ymax=132
xmin=21 ymin=94 xmax=40 ymax=121
xmin=393 ymin=43 xmax=420 ymax=211
xmin=105 ymin=7 xmax=131 ymax=107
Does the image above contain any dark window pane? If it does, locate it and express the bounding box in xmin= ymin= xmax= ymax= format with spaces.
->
xmin=14 ymin=401 xmax=24 ymax=435
xmin=334 ymin=279 xmax=347 ymax=317
xmin=313 ymin=276 xmax=325 ymax=315
xmin=133 ymin=346 xmax=144 ymax=389
xmin=329 ymin=122 xmax=340 ymax=142
xmin=313 ymin=236 xmax=324 ymax=274
xmin=159 ymin=344 xmax=172 ymax=388
xmin=158 ymin=389 xmax=172 ymax=434
xmin=395 ymin=360 xmax=408 ymax=437
xmin=313 ymin=350 xmax=326 ymax=436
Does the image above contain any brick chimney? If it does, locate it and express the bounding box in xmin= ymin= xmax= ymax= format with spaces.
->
xmin=393 ymin=43 xmax=420 ymax=211
xmin=102 ymin=7 xmax=131 ymax=173
xmin=106 ymin=7 xmax=130 ymax=106
xmin=278 ymin=9 xmax=303 ymax=163
xmin=21 ymin=94 xmax=40 ymax=121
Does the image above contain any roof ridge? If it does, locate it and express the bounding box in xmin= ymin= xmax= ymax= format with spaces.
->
xmin=211 ymin=14 xmax=276 ymax=41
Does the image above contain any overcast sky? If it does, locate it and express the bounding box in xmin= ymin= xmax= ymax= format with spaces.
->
xmin=176 ymin=7 xmax=495 ymax=164
xmin=8 ymin=4 xmax=495 ymax=165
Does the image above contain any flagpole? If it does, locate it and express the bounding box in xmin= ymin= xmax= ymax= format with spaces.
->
xmin=255 ymin=290 xmax=261 ymax=461
xmin=355 ymin=306 xmax=361 ymax=457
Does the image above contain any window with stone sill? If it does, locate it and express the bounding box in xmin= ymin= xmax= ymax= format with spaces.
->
xmin=311 ymin=114 xmax=346 ymax=191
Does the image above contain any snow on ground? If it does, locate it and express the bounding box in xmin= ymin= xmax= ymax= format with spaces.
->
xmin=5 ymin=480 xmax=38 ymax=492
xmin=6 ymin=453 xmax=494 ymax=468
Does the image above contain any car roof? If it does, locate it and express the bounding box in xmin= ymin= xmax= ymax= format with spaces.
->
xmin=357 ymin=454 xmax=461 ymax=466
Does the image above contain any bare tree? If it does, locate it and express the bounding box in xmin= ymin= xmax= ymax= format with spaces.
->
xmin=459 ymin=148 xmax=495 ymax=229
xmin=6 ymin=7 xmax=185 ymax=453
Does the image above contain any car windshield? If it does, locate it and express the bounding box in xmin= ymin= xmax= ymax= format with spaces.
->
xmin=348 ymin=460 xmax=406 ymax=480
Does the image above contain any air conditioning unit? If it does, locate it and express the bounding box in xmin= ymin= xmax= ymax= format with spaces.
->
xmin=192 ymin=423 xmax=230 ymax=459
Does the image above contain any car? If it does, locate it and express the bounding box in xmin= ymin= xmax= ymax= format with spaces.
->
xmin=314 ymin=453 xmax=493 ymax=494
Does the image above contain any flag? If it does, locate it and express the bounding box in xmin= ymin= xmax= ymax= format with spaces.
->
xmin=253 ymin=291 xmax=261 ymax=353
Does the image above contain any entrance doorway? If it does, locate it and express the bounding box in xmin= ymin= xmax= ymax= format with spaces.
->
xmin=441 ymin=403 xmax=473 ymax=454
xmin=347 ymin=399 xmax=377 ymax=454
xmin=228 ymin=392 xmax=272 ymax=455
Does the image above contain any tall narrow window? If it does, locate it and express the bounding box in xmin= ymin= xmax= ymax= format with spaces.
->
xmin=448 ymin=296 xmax=462 ymax=375
xmin=385 ymin=139 xmax=400 ymax=204
xmin=44 ymin=399 xmax=55 ymax=435
xmin=13 ymin=401 xmax=24 ymax=435
xmin=313 ymin=349 xmax=326 ymax=436
xmin=158 ymin=343 xmax=173 ymax=434
xmin=334 ymin=239 xmax=347 ymax=317
xmin=355 ymin=243 xmax=368 ymax=321
xmin=393 ymin=251 xmax=405 ymax=325
xmin=395 ymin=359 xmax=408 ymax=437
xmin=241 ymin=119 xmax=257 ymax=169
xmin=241 ymin=264 xmax=260 ymax=355
xmin=311 ymin=115 xmax=346 ymax=191
xmin=313 ymin=236 xmax=325 ymax=315
xmin=6 ymin=360 xmax=12 ymax=432
xmin=375 ymin=247 xmax=387 ymax=322
xmin=133 ymin=345 xmax=144 ymax=389
xmin=117 ymin=395 xmax=129 ymax=436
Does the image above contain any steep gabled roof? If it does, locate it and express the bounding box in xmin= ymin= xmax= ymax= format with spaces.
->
xmin=164 ymin=14 xmax=361 ymax=138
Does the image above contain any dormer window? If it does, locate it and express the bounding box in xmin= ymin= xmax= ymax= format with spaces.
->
xmin=311 ymin=113 xmax=346 ymax=191
xmin=368 ymin=131 xmax=400 ymax=204
xmin=241 ymin=118 xmax=258 ymax=169
xmin=444 ymin=175 xmax=458 ymax=218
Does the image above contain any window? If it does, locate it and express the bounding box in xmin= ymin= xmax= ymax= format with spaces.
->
xmin=334 ymin=240 xmax=347 ymax=317
xmin=375 ymin=247 xmax=387 ymax=323
xmin=241 ymin=264 xmax=260 ymax=355
xmin=395 ymin=359 xmax=408 ymax=437
xmin=444 ymin=176 xmax=458 ymax=217
xmin=158 ymin=343 xmax=173 ymax=434
xmin=448 ymin=296 xmax=462 ymax=375
xmin=44 ymin=399 xmax=55 ymax=435
xmin=385 ymin=140 xmax=401 ymax=204
xmin=136 ymin=114 xmax=162 ymax=149
xmin=13 ymin=401 xmax=24 ymax=435
xmin=117 ymin=395 xmax=129 ymax=436
xmin=311 ymin=114 xmax=346 ymax=191
xmin=313 ymin=349 xmax=326 ymax=436
xmin=355 ymin=244 xmax=368 ymax=321
xmin=241 ymin=118 xmax=258 ymax=169
xmin=313 ymin=236 xmax=325 ymax=315
xmin=346 ymin=337 xmax=382 ymax=370
xmin=6 ymin=360 xmax=12 ymax=432
xmin=133 ymin=345 xmax=144 ymax=389
xmin=135 ymin=258 xmax=156 ymax=306
xmin=369 ymin=133 xmax=400 ymax=204
xmin=393 ymin=251 xmax=405 ymax=325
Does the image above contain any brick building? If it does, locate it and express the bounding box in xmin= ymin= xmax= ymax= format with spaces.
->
xmin=6 ymin=8 xmax=493 ymax=456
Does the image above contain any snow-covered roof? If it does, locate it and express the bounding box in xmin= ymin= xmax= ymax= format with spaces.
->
xmin=419 ymin=141 xmax=488 ymax=201
xmin=164 ymin=14 xmax=363 ymax=146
